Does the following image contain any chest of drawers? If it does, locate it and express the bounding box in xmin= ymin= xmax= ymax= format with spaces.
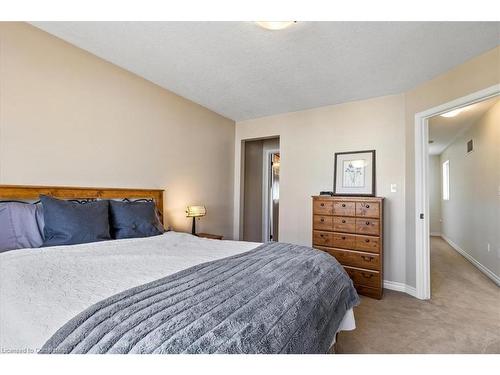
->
xmin=312 ymin=196 xmax=384 ymax=299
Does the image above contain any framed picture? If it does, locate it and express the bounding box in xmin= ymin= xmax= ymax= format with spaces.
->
xmin=333 ymin=150 xmax=376 ymax=196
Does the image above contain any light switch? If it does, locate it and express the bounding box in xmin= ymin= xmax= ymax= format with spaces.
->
xmin=390 ymin=184 xmax=397 ymax=193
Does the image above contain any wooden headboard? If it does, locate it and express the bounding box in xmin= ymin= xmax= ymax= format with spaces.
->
xmin=0 ymin=185 xmax=165 ymax=224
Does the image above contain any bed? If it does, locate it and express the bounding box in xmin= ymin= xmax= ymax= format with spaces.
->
xmin=0 ymin=185 xmax=358 ymax=354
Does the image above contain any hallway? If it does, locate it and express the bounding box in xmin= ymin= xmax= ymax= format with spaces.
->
xmin=336 ymin=236 xmax=500 ymax=353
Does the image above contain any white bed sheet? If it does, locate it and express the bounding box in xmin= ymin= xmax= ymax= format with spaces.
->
xmin=331 ymin=308 xmax=356 ymax=347
xmin=0 ymin=232 xmax=354 ymax=353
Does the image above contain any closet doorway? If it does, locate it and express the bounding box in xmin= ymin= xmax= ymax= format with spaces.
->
xmin=242 ymin=137 xmax=280 ymax=242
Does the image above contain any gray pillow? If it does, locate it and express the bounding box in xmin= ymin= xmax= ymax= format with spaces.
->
xmin=0 ymin=202 xmax=45 ymax=253
xmin=41 ymin=195 xmax=111 ymax=247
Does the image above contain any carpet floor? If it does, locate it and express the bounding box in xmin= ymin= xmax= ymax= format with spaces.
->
xmin=335 ymin=236 xmax=500 ymax=353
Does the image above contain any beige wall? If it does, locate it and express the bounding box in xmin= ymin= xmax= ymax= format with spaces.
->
xmin=404 ymin=46 xmax=500 ymax=286
xmin=235 ymin=94 xmax=407 ymax=284
xmin=234 ymin=47 xmax=499 ymax=288
xmin=440 ymin=101 xmax=500 ymax=279
xmin=428 ymin=155 xmax=442 ymax=235
xmin=0 ymin=22 xmax=236 ymax=238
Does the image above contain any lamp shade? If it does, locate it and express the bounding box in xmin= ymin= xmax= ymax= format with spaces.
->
xmin=186 ymin=205 xmax=206 ymax=218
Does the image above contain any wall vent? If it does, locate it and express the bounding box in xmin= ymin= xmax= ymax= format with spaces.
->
xmin=467 ymin=139 xmax=474 ymax=154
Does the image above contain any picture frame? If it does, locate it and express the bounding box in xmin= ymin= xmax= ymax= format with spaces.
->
xmin=333 ymin=150 xmax=376 ymax=196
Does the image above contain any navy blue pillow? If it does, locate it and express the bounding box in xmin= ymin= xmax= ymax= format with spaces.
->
xmin=40 ymin=195 xmax=111 ymax=247
xmin=109 ymin=200 xmax=164 ymax=239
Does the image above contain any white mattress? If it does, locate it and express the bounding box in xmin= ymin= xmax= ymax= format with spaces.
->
xmin=0 ymin=232 xmax=354 ymax=353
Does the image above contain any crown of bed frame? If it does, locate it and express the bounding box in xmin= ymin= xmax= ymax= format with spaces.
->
xmin=0 ymin=184 xmax=165 ymax=224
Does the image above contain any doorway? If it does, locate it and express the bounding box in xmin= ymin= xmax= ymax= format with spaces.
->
xmin=414 ymin=84 xmax=499 ymax=299
xmin=428 ymin=95 xmax=499 ymax=297
xmin=242 ymin=137 xmax=280 ymax=242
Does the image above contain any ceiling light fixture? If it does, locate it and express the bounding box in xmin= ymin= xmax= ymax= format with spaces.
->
xmin=440 ymin=108 xmax=465 ymax=118
xmin=255 ymin=21 xmax=296 ymax=31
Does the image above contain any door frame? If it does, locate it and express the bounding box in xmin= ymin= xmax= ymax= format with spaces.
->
xmin=414 ymin=84 xmax=499 ymax=300
xmin=262 ymin=148 xmax=280 ymax=242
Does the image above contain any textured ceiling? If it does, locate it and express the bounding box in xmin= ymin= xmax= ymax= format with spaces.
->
xmin=31 ymin=22 xmax=500 ymax=121
xmin=429 ymin=96 xmax=499 ymax=155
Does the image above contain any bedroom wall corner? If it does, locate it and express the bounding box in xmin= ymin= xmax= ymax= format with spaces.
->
xmin=0 ymin=22 xmax=236 ymax=239
xmin=234 ymin=94 xmax=407 ymax=286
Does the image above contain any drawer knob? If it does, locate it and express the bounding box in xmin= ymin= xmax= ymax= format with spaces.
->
xmin=366 ymin=221 xmax=370 ymax=225
xmin=342 ymin=204 xmax=346 ymax=207
xmin=341 ymin=236 xmax=346 ymax=240
xmin=342 ymin=220 xmax=346 ymax=223
xmin=320 ymin=218 xmax=324 ymax=222
xmin=365 ymin=239 xmax=370 ymax=243
xmin=320 ymin=203 xmax=324 ymax=207
xmin=320 ymin=234 xmax=324 ymax=237
xmin=361 ymin=255 xmax=374 ymax=262
xmin=366 ymin=204 xmax=370 ymax=208
xmin=361 ymin=273 xmax=374 ymax=279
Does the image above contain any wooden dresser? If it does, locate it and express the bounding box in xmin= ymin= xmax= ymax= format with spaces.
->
xmin=312 ymin=196 xmax=384 ymax=299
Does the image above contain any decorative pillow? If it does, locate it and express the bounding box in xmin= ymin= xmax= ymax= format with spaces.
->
xmin=40 ymin=195 xmax=111 ymax=247
xmin=109 ymin=200 xmax=164 ymax=239
xmin=0 ymin=202 xmax=45 ymax=252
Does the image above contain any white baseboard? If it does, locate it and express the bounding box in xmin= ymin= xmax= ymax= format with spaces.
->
xmin=383 ymin=280 xmax=418 ymax=298
xmin=430 ymin=232 xmax=442 ymax=237
xmin=441 ymin=234 xmax=500 ymax=287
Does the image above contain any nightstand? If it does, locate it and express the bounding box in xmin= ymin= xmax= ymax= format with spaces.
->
xmin=196 ymin=233 xmax=223 ymax=240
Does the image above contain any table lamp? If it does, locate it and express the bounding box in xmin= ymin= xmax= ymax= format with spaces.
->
xmin=186 ymin=205 xmax=206 ymax=235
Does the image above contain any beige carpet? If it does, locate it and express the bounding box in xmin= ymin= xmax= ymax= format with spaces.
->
xmin=336 ymin=236 xmax=500 ymax=353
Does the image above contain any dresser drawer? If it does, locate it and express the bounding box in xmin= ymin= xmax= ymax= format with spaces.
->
xmin=333 ymin=217 xmax=356 ymax=233
xmin=313 ymin=215 xmax=333 ymax=231
xmin=344 ymin=266 xmax=381 ymax=288
xmin=353 ymin=284 xmax=382 ymax=299
xmin=333 ymin=201 xmax=355 ymax=216
xmin=356 ymin=201 xmax=380 ymax=218
xmin=313 ymin=200 xmax=334 ymax=215
xmin=332 ymin=233 xmax=356 ymax=249
xmin=355 ymin=235 xmax=380 ymax=253
xmin=313 ymin=231 xmax=334 ymax=247
xmin=355 ymin=218 xmax=380 ymax=236
xmin=326 ymin=248 xmax=380 ymax=270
